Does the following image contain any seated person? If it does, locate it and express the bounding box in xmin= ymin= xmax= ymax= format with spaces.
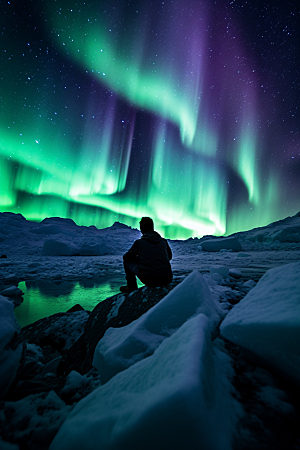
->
xmin=120 ymin=217 xmax=173 ymax=293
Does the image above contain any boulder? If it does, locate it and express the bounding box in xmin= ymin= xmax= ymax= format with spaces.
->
xmin=58 ymin=281 xmax=179 ymax=376
xmin=201 ymin=237 xmax=242 ymax=252
xmin=0 ymin=295 xmax=26 ymax=399
xmin=22 ymin=310 xmax=90 ymax=353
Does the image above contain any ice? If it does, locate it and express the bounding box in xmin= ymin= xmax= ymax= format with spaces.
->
xmin=0 ymin=295 xmax=24 ymax=399
xmin=210 ymin=265 xmax=229 ymax=279
xmin=201 ymin=236 xmax=242 ymax=252
xmin=106 ymin=294 xmax=126 ymax=321
xmin=220 ymin=262 xmax=300 ymax=385
xmin=77 ymin=241 xmax=107 ymax=256
xmin=41 ymin=239 xmax=76 ymax=256
xmin=2 ymin=391 xmax=71 ymax=448
xmin=51 ymin=314 xmax=239 ymax=450
xmin=236 ymin=252 xmax=251 ymax=258
xmin=229 ymin=268 xmax=242 ymax=279
xmin=93 ymin=270 xmax=224 ymax=383
xmin=242 ymin=279 xmax=256 ymax=288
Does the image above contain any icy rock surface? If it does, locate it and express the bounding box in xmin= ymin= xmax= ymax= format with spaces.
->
xmin=93 ymin=270 xmax=224 ymax=383
xmin=51 ymin=314 xmax=239 ymax=450
xmin=0 ymin=295 xmax=25 ymax=399
xmin=22 ymin=309 xmax=90 ymax=352
xmin=220 ymin=261 xmax=300 ymax=385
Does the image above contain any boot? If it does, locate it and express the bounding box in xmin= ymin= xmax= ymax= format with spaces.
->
xmin=120 ymin=284 xmax=138 ymax=293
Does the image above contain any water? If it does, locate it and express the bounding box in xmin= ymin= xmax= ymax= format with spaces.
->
xmin=14 ymin=276 xmax=143 ymax=328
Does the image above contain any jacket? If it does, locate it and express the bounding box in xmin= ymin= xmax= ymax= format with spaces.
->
xmin=123 ymin=231 xmax=172 ymax=282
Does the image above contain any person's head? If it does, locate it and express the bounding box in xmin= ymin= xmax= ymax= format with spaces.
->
xmin=139 ymin=217 xmax=154 ymax=234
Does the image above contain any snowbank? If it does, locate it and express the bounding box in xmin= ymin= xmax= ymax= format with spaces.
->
xmin=220 ymin=262 xmax=300 ymax=385
xmin=93 ymin=270 xmax=224 ymax=383
xmin=51 ymin=314 xmax=239 ymax=450
xmin=0 ymin=295 xmax=24 ymax=399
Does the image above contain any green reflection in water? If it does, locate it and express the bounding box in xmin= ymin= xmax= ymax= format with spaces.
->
xmin=15 ymin=276 xmax=142 ymax=328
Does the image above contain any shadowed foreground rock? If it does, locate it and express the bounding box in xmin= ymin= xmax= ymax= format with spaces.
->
xmin=58 ymin=281 xmax=179 ymax=376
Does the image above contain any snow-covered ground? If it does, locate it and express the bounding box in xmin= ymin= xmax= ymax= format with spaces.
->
xmin=0 ymin=211 xmax=300 ymax=449
xmin=1 ymin=211 xmax=300 ymax=284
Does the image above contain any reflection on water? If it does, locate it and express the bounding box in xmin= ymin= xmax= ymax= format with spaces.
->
xmin=15 ymin=276 xmax=143 ymax=328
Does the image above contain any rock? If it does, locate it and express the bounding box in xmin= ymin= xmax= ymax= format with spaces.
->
xmin=58 ymin=281 xmax=179 ymax=376
xmin=66 ymin=304 xmax=86 ymax=313
xmin=41 ymin=356 xmax=63 ymax=376
xmin=0 ymin=254 xmax=7 ymax=258
xmin=201 ymin=237 xmax=242 ymax=252
xmin=0 ymin=286 xmax=23 ymax=299
xmin=22 ymin=310 xmax=90 ymax=353
xmin=0 ymin=295 xmax=26 ymax=400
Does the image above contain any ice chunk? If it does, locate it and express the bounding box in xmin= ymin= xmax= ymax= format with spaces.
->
xmin=201 ymin=237 xmax=242 ymax=252
xmin=41 ymin=240 xmax=75 ymax=256
xmin=210 ymin=265 xmax=229 ymax=279
xmin=93 ymin=270 xmax=224 ymax=383
xmin=51 ymin=314 xmax=239 ymax=450
xmin=229 ymin=268 xmax=242 ymax=279
xmin=220 ymin=262 xmax=300 ymax=386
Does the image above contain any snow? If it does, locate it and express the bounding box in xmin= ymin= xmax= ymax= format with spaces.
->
xmin=106 ymin=294 xmax=126 ymax=321
xmin=61 ymin=371 xmax=90 ymax=395
xmin=0 ymin=295 xmax=23 ymax=399
xmin=220 ymin=262 xmax=300 ymax=385
xmin=93 ymin=270 xmax=224 ymax=383
xmin=1 ymin=391 xmax=72 ymax=447
xmin=51 ymin=314 xmax=240 ymax=450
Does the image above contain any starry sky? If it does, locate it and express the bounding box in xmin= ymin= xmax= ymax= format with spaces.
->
xmin=1 ymin=0 xmax=299 ymax=239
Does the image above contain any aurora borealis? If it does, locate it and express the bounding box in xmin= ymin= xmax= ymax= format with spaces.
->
xmin=1 ymin=0 xmax=299 ymax=239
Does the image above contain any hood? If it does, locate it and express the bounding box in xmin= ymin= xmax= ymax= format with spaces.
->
xmin=141 ymin=231 xmax=162 ymax=244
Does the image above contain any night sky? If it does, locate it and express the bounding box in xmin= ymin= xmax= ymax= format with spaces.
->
xmin=1 ymin=0 xmax=299 ymax=239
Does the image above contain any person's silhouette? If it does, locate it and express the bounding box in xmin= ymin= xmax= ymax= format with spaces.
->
xmin=120 ymin=217 xmax=173 ymax=293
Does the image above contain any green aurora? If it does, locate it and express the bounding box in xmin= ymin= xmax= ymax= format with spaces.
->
xmin=1 ymin=0 xmax=299 ymax=239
